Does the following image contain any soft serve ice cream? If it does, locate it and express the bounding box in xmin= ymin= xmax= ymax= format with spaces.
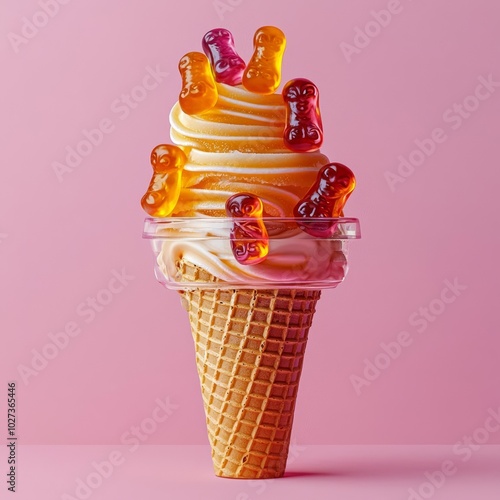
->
xmin=168 ymin=82 xmax=330 ymax=217
xmin=142 ymin=27 xmax=356 ymax=286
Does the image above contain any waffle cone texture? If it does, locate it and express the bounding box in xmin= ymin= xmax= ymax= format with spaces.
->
xmin=177 ymin=258 xmax=321 ymax=478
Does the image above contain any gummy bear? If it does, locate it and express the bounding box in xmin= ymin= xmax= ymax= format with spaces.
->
xmin=178 ymin=52 xmax=218 ymax=115
xmin=294 ymin=163 xmax=356 ymax=237
xmin=282 ymin=78 xmax=323 ymax=152
xmin=141 ymin=144 xmax=187 ymax=217
xmin=242 ymin=26 xmax=286 ymax=95
xmin=202 ymin=28 xmax=246 ymax=86
xmin=225 ymin=193 xmax=269 ymax=265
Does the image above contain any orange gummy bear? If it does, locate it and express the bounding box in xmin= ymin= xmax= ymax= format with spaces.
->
xmin=242 ymin=26 xmax=286 ymax=95
xmin=294 ymin=163 xmax=356 ymax=237
xmin=141 ymin=144 xmax=187 ymax=217
xmin=178 ymin=52 xmax=218 ymax=115
xmin=226 ymin=193 xmax=269 ymax=265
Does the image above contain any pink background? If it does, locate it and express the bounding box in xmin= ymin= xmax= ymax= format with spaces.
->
xmin=14 ymin=445 xmax=500 ymax=500
xmin=1 ymin=0 xmax=500 ymax=452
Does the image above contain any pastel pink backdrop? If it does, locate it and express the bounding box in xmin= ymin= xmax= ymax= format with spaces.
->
xmin=1 ymin=0 xmax=499 ymax=448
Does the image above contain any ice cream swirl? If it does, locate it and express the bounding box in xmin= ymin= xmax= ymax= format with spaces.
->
xmin=169 ymin=82 xmax=330 ymax=217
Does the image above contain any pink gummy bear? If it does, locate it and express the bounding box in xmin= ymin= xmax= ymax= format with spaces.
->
xmin=202 ymin=28 xmax=246 ymax=86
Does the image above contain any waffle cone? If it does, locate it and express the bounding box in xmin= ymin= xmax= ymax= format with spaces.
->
xmin=177 ymin=258 xmax=321 ymax=478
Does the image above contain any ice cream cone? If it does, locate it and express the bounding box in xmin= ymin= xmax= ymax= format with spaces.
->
xmin=142 ymin=26 xmax=362 ymax=481
xmin=177 ymin=258 xmax=321 ymax=478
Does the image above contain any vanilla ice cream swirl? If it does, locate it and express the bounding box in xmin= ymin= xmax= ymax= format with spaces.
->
xmin=169 ymin=82 xmax=329 ymax=217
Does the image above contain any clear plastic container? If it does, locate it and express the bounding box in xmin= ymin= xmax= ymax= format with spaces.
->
xmin=143 ymin=217 xmax=361 ymax=290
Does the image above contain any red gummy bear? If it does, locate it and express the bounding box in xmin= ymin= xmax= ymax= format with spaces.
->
xmin=225 ymin=193 xmax=269 ymax=265
xmin=282 ymin=78 xmax=323 ymax=152
xmin=294 ymin=163 xmax=355 ymax=237
xmin=202 ymin=28 xmax=246 ymax=86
